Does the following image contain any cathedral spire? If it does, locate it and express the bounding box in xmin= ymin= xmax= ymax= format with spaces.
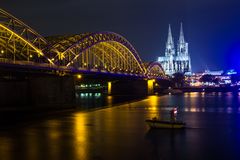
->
xmin=165 ymin=24 xmax=175 ymax=56
xmin=179 ymin=22 xmax=185 ymax=43
xmin=167 ymin=24 xmax=174 ymax=46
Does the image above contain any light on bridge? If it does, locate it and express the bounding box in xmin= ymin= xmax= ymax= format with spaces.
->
xmin=77 ymin=74 xmax=82 ymax=79
xmin=108 ymin=82 xmax=112 ymax=95
xmin=0 ymin=50 xmax=4 ymax=54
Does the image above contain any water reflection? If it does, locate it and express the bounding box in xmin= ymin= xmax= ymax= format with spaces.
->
xmin=24 ymin=128 xmax=39 ymax=160
xmin=145 ymin=95 xmax=162 ymax=119
xmin=0 ymin=93 xmax=240 ymax=160
xmin=148 ymin=95 xmax=158 ymax=107
xmin=0 ymin=137 xmax=12 ymax=160
xmin=145 ymin=129 xmax=186 ymax=160
xmin=73 ymin=113 xmax=88 ymax=159
xmin=76 ymin=93 xmax=144 ymax=110
xmin=107 ymin=95 xmax=113 ymax=106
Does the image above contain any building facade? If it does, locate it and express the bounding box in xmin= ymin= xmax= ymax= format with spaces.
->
xmin=158 ymin=23 xmax=191 ymax=75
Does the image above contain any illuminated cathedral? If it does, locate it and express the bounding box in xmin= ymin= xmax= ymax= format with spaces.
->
xmin=158 ymin=23 xmax=191 ymax=75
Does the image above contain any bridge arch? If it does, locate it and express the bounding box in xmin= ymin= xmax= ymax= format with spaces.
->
xmin=0 ymin=9 xmax=54 ymax=65
xmin=146 ymin=61 xmax=165 ymax=78
xmin=48 ymin=32 xmax=146 ymax=75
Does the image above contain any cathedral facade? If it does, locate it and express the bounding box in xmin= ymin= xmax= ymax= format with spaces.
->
xmin=158 ymin=23 xmax=191 ymax=75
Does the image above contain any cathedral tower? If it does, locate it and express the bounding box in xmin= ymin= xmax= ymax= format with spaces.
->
xmin=177 ymin=23 xmax=187 ymax=56
xmin=176 ymin=23 xmax=191 ymax=73
xmin=158 ymin=23 xmax=192 ymax=75
xmin=165 ymin=24 xmax=175 ymax=56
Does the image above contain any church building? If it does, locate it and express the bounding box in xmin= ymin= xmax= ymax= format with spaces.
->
xmin=158 ymin=23 xmax=191 ymax=75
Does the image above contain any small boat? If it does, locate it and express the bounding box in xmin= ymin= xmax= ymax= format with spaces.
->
xmin=145 ymin=119 xmax=186 ymax=129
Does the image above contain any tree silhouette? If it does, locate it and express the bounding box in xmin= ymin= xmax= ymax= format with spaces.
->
xmin=200 ymin=74 xmax=214 ymax=83
xmin=171 ymin=72 xmax=185 ymax=87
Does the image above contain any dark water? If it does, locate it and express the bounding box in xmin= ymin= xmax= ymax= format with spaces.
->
xmin=0 ymin=92 xmax=240 ymax=160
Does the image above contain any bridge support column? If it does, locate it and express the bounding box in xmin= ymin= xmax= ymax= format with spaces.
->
xmin=107 ymin=81 xmax=112 ymax=95
xmin=29 ymin=75 xmax=75 ymax=109
xmin=147 ymin=79 xmax=155 ymax=95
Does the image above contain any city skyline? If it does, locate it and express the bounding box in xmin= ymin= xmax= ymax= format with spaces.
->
xmin=1 ymin=0 xmax=240 ymax=72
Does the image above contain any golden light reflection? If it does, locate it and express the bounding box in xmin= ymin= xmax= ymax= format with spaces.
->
xmin=45 ymin=120 xmax=61 ymax=160
xmin=190 ymin=108 xmax=197 ymax=112
xmin=184 ymin=92 xmax=190 ymax=97
xmin=0 ymin=137 xmax=12 ymax=160
xmin=148 ymin=95 xmax=158 ymax=107
xmin=107 ymin=95 xmax=113 ymax=106
xmin=149 ymin=107 xmax=157 ymax=111
xmin=184 ymin=92 xmax=199 ymax=98
xmin=45 ymin=120 xmax=61 ymax=140
xmin=73 ymin=113 xmax=88 ymax=159
xmin=25 ymin=128 xmax=40 ymax=160
xmin=184 ymin=107 xmax=205 ymax=113
xmin=146 ymin=95 xmax=161 ymax=119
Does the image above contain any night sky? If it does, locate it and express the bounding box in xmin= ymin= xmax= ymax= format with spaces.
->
xmin=1 ymin=0 xmax=240 ymax=72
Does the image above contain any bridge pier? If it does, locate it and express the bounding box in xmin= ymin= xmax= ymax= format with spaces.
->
xmin=0 ymin=72 xmax=75 ymax=111
xmin=28 ymin=75 xmax=75 ymax=109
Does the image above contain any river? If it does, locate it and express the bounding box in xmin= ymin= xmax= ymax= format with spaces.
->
xmin=0 ymin=92 xmax=240 ymax=160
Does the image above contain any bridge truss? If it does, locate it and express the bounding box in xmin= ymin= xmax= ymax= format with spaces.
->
xmin=48 ymin=32 xmax=146 ymax=75
xmin=145 ymin=62 xmax=165 ymax=79
xmin=0 ymin=8 xmax=165 ymax=78
xmin=0 ymin=9 xmax=54 ymax=66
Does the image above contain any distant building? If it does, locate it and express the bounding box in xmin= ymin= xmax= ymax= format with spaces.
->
xmin=158 ymin=23 xmax=191 ymax=75
xmin=203 ymin=70 xmax=224 ymax=76
xmin=188 ymin=70 xmax=234 ymax=87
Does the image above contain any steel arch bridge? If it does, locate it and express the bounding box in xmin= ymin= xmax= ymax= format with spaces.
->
xmin=47 ymin=32 xmax=146 ymax=76
xmin=0 ymin=9 xmax=54 ymax=66
xmin=0 ymin=8 xmax=165 ymax=79
xmin=145 ymin=61 xmax=165 ymax=79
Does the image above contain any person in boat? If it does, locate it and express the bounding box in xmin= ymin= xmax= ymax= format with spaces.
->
xmin=152 ymin=117 xmax=157 ymax=121
xmin=170 ymin=107 xmax=178 ymax=121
